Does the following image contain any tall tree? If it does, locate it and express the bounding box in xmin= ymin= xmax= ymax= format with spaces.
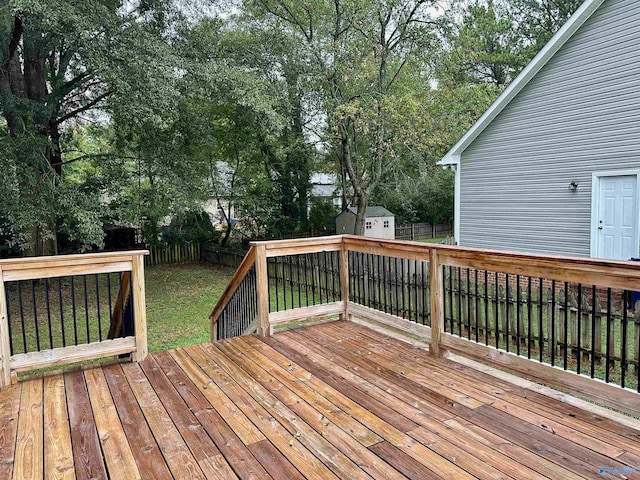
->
xmin=250 ymin=0 xmax=443 ymax=234
xmin=0 ymin=0 xmax=180 ymax=254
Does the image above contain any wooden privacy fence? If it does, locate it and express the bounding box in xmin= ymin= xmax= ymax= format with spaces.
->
xmin=146 ymin=243 xmax=200 ymax=266
xmin=209 ymin=235 xmax=640 ymax=417
xmin=0 ymin=250 xmax=148 ymax=387
xmin=201 ymin=245 xmax=248 ymax=269
xmin=395 ymin=221 xmax=453 ymax=241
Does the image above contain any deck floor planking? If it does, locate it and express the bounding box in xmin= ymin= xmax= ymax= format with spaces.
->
xmin=0 ymin=320 xmax=638 ymax=479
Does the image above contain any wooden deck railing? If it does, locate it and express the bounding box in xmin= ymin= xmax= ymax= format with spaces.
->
xmin=0 ymin=250 xmax=148 ymax=387
xmin=210 ymin=235 xmax=640 ymax=417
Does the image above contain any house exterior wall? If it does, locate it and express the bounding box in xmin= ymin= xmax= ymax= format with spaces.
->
xmin=365 ymin=216 xmax=395 ymax=239
xmin=459 ymin=0 xmax=640 ymax=257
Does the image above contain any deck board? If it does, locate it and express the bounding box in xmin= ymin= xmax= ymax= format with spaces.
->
xmin=2 ymin=320 xmax=640 ymax=479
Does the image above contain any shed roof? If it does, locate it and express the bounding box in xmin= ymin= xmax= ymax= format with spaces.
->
xmin=438 ymin=0 xmax=605 ymax=165
xmin=347 ymin=206 xmax=395 ymax=217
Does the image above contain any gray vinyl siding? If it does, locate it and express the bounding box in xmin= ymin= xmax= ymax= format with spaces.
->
xmin=459 ymin=0 xmax=640 ymax=257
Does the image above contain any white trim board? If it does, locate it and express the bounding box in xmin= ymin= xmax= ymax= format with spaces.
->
xmin=590 ymin=169 xmax=640 ymax=259
xmin=438 ymin=0 xmax=606 ymax=166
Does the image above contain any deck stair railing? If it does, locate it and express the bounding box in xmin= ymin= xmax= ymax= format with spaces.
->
xmin=209 ymin=246 xmax=259 ymax=340
xmin=0 ymin=250 xmax=148 ymax=387
xmin=210 ymin=235 xmax=640 ymax=418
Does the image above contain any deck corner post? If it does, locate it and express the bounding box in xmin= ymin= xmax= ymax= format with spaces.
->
xmin=339 ymin=239 xmax=350 ymax=321
xmin=0 ymin=269 xmax=10 ymax=387
xmin=131 ymin=254 xmax=148 ymax=362
xmin=429 ymin=249 xmax=445 ymax=357
xmin=255 ymin=244 xmax=270 ymax=337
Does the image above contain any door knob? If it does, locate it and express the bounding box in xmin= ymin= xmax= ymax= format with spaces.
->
xmin=598 ymin=220 xmax=603 ymax=230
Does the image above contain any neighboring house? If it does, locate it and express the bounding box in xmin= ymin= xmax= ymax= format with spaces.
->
xmin=336 ymin=206 xmax=395 ymax=239
xmin=439 ymin=0 xmax=640 ymax=260
xmin=310 ymin=172 xmax=342 ymax=209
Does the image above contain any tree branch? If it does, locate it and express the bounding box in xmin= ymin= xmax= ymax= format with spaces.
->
xmin=53 ymin=90 xmax=113 ymax=126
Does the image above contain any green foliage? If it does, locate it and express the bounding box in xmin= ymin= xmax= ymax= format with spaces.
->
xmin=373 ymin=168 xmax=454 ymax=224
xmin=166 ymin=210 xmax=219 ymax=245
xmin=437 ymin=0 xmax=527 ymax=87
xmin=309 ymin=197 xmax=338 ymax=231
xmin=0 ymin=0 xmax=586 ymax=255
xmin=511 ymin=0 xmax=583 ymax=52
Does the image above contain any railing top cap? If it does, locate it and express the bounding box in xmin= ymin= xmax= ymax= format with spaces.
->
xmin=248 ymin=234 xmax=640 ymax=271
xmin=0 ymin=249 xmax=149 ymax=267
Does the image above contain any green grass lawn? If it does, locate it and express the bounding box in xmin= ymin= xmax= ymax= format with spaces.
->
xmin=145 ymin=264 xmax=235 ymax=351
xmin=417 ymin=236 xmax=449 ymax=244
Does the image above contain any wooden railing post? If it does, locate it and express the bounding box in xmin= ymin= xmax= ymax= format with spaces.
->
xmin=340 ymin=240 xmax=350 ymax=321
xmin=0 ymin=268 xmax=10 ymax=387
xmin=429 ymin=249 xmax=445 ymax=357
xmin=255 ymin=244 xmax=270 ymax=337
xmin=131 ymin=254 xmax=148 ymax=361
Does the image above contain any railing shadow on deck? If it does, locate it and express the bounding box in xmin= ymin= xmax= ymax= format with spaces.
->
xmin=210 ymin=235 xmax=640 ymax=418
xmin=0 ymin=250 xmax=148 ymax=386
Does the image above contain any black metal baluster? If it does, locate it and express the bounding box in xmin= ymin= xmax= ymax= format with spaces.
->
xmin=83 ymin=275 xmax=90 ymax=343
xmin=323 ymin=252 xmax=329 ymax=303
xmin=577 ymin=284 xmax=582 ymax=375
xmin=289 ymin=256 xmax=295 ymax=308
xmin=374 ymin=254 xmax=380 ymax=310
xmin=95 ymin=275 xmax=102 ymax=342
xmin=484 ymin=270 xmax=489 ymax=345
xmin=527 ymin=277 xmax=532 ymax=359
xmin=31 ymin=280 xmax=40 ymax=351
xmin=71 ymin=277 xmax=78 ymax=345
xmin=45 ymin=278 xmax=53 ymax=349
xmin=378 ymin=255 xmax=383 ymax=311
xmin=366 ymin=254 xmax=372 ymax=308
xmin=407 ymin=260 xmax=412 ymax=321
xmin=450 ymin=267 xmax=455 ymax=333
xmin=422 ymin=261 xmax=427 ymax=326
xmin=621 ymin=291 xmax=628 ymax=388
xmin=330 ymin=251 xmax=337 ymax=301
xmin=538 ymin=278 xmax=544 ymax=363
xmin=494 ymin=272 xmax=499 ymax=349
xmin=551 ymin=280 xmax=556 ymax=367
xmin=5 ymin=286 xmax=13 ymax=354
xmin=274 ymin=258 xmax=279 ymax=312
xmin=564 ymin=282 xmax=569 ymax=370
xmin=466 ymin=268 xmax=471 ymax=340
xmin=296 ymin=255 xmax=302 ymax=308
xmin=401 ymin=259 xmax=407 ymax=319
xmin=106 ymin=274 xmax=113 ymax=322
xmin=605 ymin=288 xmax=612 ymax=383
xmin=58 ymin=277 xmax=66 ymax=348
xmin=17 ymin=282 xmax=27 ymax=353
xmin=395 ymin=258 xmax=401 ymax=317
xmin=474 ymin=269 xmax=479 ymax=342
xmin=305 ymin=254 xmax=312 ymax=307
xmin=384 ymin=256 xmax=390 ymax=313
xmin=357 ymin=253 xmax=363 ymax=305
xmin=590 ymin=285 xmax=596 ymax=378
xmin=457 ymin=267 xmax=462 ymax=337
xmin=516 ymin=275 xmax=521 ymax=356
xmin=505 ymin=274 xmax=510 ymax=352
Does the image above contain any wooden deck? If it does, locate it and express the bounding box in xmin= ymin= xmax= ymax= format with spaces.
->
xmin=2 ymin=322 xmax=640 ymax=480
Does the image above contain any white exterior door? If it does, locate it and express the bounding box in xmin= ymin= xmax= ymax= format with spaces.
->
xmin=596 ymin=175 xmax=638 ymax=260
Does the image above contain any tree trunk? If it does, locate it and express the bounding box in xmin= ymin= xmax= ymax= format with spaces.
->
xmin=353 ymin=194 xmax=368 ymax=236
